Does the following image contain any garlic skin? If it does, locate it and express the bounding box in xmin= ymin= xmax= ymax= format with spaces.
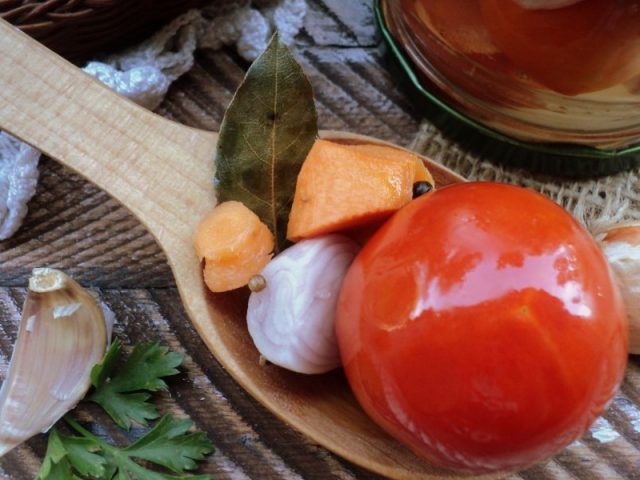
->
xmin=247 ymin=234 xmax=359 ymax=374
xmin=0 ymin=268 xmax=109 ymax=456
xmin=512 ymin=0 xmax=584 ymax=9
xmin=599 ymin=224 xmax=640 ymax=354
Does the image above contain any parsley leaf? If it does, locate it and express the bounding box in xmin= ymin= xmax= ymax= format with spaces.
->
xmin=36 ymin=429 xmax=76 ymax=480
xmin=36 ymin=429 xmax=104 ymax=480
xmin=88 ymin=340 xmax=183 ymax=429
xmin=37 ymin=418 xmax=213 ymax=480
xmin=124 ymin=415 xmax=213 ymax=474
xmin=89 ymin=337 xmax=122 ymax=388
xmin=36 ymin=341 xmax=212 ymax=479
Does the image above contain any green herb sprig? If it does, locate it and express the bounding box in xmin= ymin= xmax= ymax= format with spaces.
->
xmin=35 ymin=341 xmax=213 ymax=480
xmin=88 ymin=339 xmax=183 ymax=430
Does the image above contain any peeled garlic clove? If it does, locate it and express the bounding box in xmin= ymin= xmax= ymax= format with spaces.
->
xmin=599 ymin=223 xmax=640 ymax=354
xmin=0 ymin=268 xmax=109 ymax=456
xmin=247 ymin=234 xmax=359 ymax=374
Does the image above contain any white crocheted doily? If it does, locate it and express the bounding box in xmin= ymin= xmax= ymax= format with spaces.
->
xmin=0 ymin=0 xmax=306 ymax=240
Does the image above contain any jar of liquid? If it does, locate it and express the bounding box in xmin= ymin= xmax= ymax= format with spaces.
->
xmin=381 ymin=0 xmax=640 ymax=151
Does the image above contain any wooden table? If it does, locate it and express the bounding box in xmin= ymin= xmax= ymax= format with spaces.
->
xmin=1 ymin=1 xmax=639 ymax=479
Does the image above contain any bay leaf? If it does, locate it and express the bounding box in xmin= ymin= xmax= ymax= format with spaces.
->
xmin=214 ymin=33 xmax=318 ymax=253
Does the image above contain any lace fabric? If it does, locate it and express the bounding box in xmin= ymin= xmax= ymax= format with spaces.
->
xmin=0 ymin=133 xmax=39 ymax=239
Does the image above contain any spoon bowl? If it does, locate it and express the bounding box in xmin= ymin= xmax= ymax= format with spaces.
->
xmin=0 ymin=20 xmax=484 ymax=479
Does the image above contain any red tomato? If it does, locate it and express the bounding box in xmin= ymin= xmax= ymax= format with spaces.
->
xmin=336 ymin=182 xmax=628 ymax=474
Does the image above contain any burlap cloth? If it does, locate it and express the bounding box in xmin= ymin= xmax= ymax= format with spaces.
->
xmin=410 ymin=120 xmax=640 ymax=237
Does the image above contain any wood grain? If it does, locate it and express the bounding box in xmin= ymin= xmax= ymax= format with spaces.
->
xmin=0 ymin=1 xmax=638 ymax=479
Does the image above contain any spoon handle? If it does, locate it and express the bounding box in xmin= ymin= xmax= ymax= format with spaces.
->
xmin=0 ymin=19 xmax=218 ymax=243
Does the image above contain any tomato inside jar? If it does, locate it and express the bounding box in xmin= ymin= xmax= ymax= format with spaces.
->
xmin=336 ymin=182 xmax=628 ymax=473
xmin=401 ymin=0 xmax=640 ymax=95
xmin=386 ymin=0 xmax=640 ymax=148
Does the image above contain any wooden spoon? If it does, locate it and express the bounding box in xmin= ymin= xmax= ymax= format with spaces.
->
xmin=0 ymin=20 xmax=480 ymax=480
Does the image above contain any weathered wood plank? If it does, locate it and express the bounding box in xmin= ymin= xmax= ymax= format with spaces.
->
xmin=0 ymin=159 xmax=173 ymax=288
xmin=304 ymin=0 xmax=379 ymax=47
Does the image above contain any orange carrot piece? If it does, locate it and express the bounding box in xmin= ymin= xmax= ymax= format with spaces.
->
xmin=286 ymin=140 xmax=417 ymax=242
xmin=348 ymin=143 xmax=434 ymax=186
xmin=193 ymin=201 xmax=273 ymax=292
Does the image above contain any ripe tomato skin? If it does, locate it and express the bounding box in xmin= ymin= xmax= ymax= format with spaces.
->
xmin=336 ymin=183 xmax=628 ymax=474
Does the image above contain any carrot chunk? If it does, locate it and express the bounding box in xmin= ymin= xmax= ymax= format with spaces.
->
xmin=287 ymin=140 xmax=431 ymax=242
xmin=193 ymin=201 xmax=274 ymax=292
xmin=348 ymin=143 xmax=434 ymax=186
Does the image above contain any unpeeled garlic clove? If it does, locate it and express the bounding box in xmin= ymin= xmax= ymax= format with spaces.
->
xmin=0 ymin=268 xmax=109 ymax=456
xmin=598 ymin=223 xmax=640 ymax=354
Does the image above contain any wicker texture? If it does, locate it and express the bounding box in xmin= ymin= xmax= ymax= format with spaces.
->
xmin=0 ymin=0 xmax=214 ymax=61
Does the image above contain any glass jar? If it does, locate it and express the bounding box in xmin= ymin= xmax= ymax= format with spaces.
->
xmin=381 ymin=0 xmax=640 ymax=150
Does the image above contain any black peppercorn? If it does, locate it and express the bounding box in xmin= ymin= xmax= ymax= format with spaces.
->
xmin=412 ymin=181 xmax=433 ymax=199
